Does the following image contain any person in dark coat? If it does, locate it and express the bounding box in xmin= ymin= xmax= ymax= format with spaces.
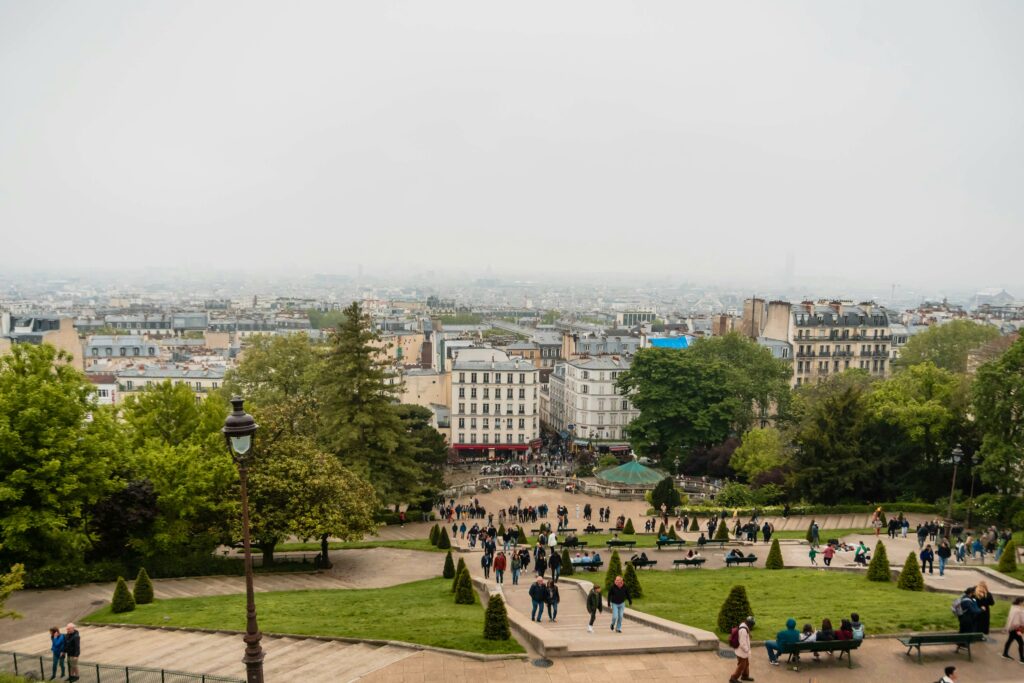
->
xmin=64 ymin=623 xmax=81 ymax=683
xmin=586 ymin=586 xmax=603 ymax=632
xmin=974 ymin=581 xmax=995 ymax=634
xmin=956 ymin=587 xmax=982 ymax=638
xmin=528 ymin=577 xmax=549 ymax=622
xmin=535 ymin=553 xmax=548 ymax=578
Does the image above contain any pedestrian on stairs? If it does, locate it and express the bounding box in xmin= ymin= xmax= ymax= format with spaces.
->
xmin=586 ymin=585 xmax=603 ymax=633
xmin=607 ymin=576 xmax=632 ymax=633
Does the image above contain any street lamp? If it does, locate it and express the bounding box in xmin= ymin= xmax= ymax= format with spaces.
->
xmin=222 ymin=397 xmax=264 ymax=683
xmin=947 ymin=444 xmax=963 ymax=522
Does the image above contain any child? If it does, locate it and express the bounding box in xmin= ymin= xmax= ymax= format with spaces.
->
xmin=822 ymin=544 xmax=835 ymax=567
xmin=850 ymin=613 xmax=865 ymax=640
xmin=808 ymin=546 xmax=819 ymax=566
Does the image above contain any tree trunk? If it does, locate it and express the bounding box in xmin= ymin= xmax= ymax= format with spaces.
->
xmin=320 ymin=534 xmax=333 ymax=569
xmin=259 ymin=542 xmax=275 ymax=567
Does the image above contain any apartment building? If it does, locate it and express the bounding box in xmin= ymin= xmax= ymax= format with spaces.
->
xmin=1 ymin=313 xmax=82 ymax=368
xmin=115 ymin=365 xmax=225 ymax=403
xmin=544 ymin=355 xmax=637 ymax=452
xmin=450 ymin=348 xmax=541 ymax=457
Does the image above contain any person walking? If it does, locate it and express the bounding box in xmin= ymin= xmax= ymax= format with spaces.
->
xmin=528 ymin=577 xmax=549 ymax=622
xmin=729 ymin=616 xmax=755 ymax=683
xmin=1002 ymin=596 xmax=1024 ymax=662
xmin=493 ymin=551 xmax=507 ymax=584
xmin=974 ymin=581 xmax=995 ymax=634
xmin=546 ymin=579 xmax=560 ymax=622
xmin=549 ymin=548 xmax=562 ymax=583
xmin=510 ymin=552 xmax=521 ymax=586
xmin=481 ymin=552 xmax=492 ymax=580
xmin=921 ymin=544 xmax=935 ymax=574
xmin=607 ymin=575 xmax=632 ymax=633
xmin=822 ymin=544 xmax=835 ymax=567
xmin=64 ymin=623 xmax=80 ymax=683
xmin=48 ymin=627 xmax=66 ymax=681
xmin=937 ymin=540 xmax=952 ymax=577
xmin=586 ymin=585 xmax=603 ymax=633
xmin=535 ymin=552 xmax=548 ymax=578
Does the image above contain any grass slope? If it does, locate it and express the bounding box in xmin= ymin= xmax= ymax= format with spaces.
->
xmin=84 ymin=577 xmax=522 ymax=655
xmin=634 ymin=568 xmax=1010 ymax=639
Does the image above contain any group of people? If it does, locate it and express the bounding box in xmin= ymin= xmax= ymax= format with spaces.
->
xmin=47 ymin=623 xmax=81 ymax=682
xmin=955 ymin=583 xmax=1024 ymax=663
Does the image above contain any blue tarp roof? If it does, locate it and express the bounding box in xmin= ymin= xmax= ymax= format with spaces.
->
xmin=649 ymin=336 xmax=692 ymax=349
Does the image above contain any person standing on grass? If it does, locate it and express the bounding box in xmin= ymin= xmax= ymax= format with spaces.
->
xmin=64 ymin=623 xmax=80 ymax=683
xmin=528 ymin=577 xmax=549 ymax=623
xmin=49 ymin=626 xmax=65 ymax=681
xmin=586 ymin=585 xmax=603 ymax=633
xmin=729 ymin=616 xmax=754 ymax=683
xmin=607 ymin=575 xmax=632 ymax=633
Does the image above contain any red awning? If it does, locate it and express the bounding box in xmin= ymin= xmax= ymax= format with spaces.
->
xmin=452 ymin=444 xmax=529 ymax=451
xmin=529 ymin=439 xmax=543 ymax=449
xmin=609 ymin=445 xmax=631 ymax=452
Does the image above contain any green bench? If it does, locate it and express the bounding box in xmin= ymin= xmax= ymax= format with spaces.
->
xmin=779 ymin=638 xmax=863 ymax=668
xmin=898 ymin=632 xmax=985 ymax=663
xmin=725 ymin=554 xmax=758 ymax=567
xmin=700 ymin=540 xmax=729 ymax=548
xmin=607 ymin=540 xmax=636 ymax=550
xmin=629 ymin=558 xmax=658 ymax=570
xmin=570 ymin=558 xmax=604 ymax=571
xmin=655 ymin=539 xmax=687 ymax=550
xmin=672 ymin=558 xmax=706 ymax=568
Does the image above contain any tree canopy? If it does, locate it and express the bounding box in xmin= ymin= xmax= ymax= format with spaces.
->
xmin=973 ymin=333 xmax=1024 ymax=494
xmin=896 ymin=320 xmax=1000 ymax=373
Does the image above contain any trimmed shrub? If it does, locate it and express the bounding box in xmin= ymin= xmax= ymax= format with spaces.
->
xmin=111 ymin=576 xmax=136 ymax=613
xmin=668 ymin=525 xmax=679 ymax=540
xmin=132 ymin=567 xmax=154 ymax=605
xmin=603 ymin=550 xmax=623 ymax=594
xmin=657 ymin=522 xmax=666 ymax=536
xmin=997 ymin=540 xmax=1018 ymax=574
xmin=517 ymin=527 xmax=528 ymax=545
xmin=483 ymin=594 xmax=511 ymax=640
xmin=651 ymin=476 xmax=682 ymax=511
xmin=454 ymin=568 xmax=476 ymax=605
xmin=442 ymin=551 xmax=456 ymax=579
xmin=437 ymin=527 xmax=452 ymax=550
xmin=867 ymin=541 xmax=891 ymax=582
xmin=452 ymin=557 xmax=467 ymax=591
xmin=689 ymin=516 xmax=699 ymax=532
xmin=560 ymin=548 xmax=574 ymax=577
xmin=897 ymin=551 xmax=924 ymax=591
xmin=714 ymin=520 xmax=730 ymax=541
xmin=624 ymin=562 xmax=643 ymax=599
xmin=765 ymin=539 xmax=784 ymax=570
xmin=717 ymin=585 xmax=753 ymax=634
xmin=623 ymin=518 xmax=635 ymax=535
xmin=429 ymin=524 xmax=440 ymax=546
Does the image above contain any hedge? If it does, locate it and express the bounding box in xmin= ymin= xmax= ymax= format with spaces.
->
xmin=867 ymin=541 xmax=891 ymax=582
xmin=132 ymin=568 xmax=154 ymax=605
xmin=111 ymin=577 xmax=136 ymax=613
xmin=717 ymin=585 xmax=753 ymax=634
xmin=483 ymin=594 xmax=511 ymax=640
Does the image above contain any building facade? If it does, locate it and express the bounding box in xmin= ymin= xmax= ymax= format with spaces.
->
xmin=544 ymin=356 xmax=637 ymax=450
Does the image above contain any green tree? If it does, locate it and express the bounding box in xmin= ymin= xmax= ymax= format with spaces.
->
xmin=717 ymin=585 xmax=753 ymax=634
xmin=765 ymin=539 xmax=784 ymax=569
xmin=0 ymin=562 xmax=25 ymax=620
xmin=454 ymin=567 xmax=476 ymax=604
xmin=111 ymin=576 xmax=136 ymax=613
xmin=603 ymin=551 xmax=623 ymax=594
xmin=897 ymin=320 xmax=1000 ymax=373
xmin=622 ymin=518 xmax=635 ymax=535
xmin=0 ymin=344 xmax=123 ymax=568
xmin=517 ymin=527 xmax=528 ymax=545
xmin=483 ymin=594 xmax=511 ymax=640
xmin=650 ymin=477 xmax=682 ymax=511
xmin=560 ymin=548 xmax=574 ymax=576
xmin=437 ymin=527 xmax=452 ymax=550
xmin=393 ymin=405 xmax=447 ymax=499
xmin=973 ymin=334 xmax=1024 ymax=494
xmin=306 ymin=309 xmax=348 ymax=330
xmin=443 ymin=551 xmax=456 ymax=579
xmin=897 ymin=551 xmax=924 ymax=591
xmin=714 ymin=520 xmax=730 ymax=541
xmin=997 ymin=540 xmax=1018 ymax=573
xmin=132 ymin=567 xmax=154 ymax=605
xmin=430 ymin=524 xmax=440 ymax=546
xmin=866 ymin=541 xmax=891 ymax=582
xmin=623 ymin=561 xmax=643 ymax=598
xmin=689 ymin=517 xmax=699 ymax=532
xmin=730 ymin=427 xmax=788 ymax=481
xmin=452 ymin=557 xmax=467 ymax=591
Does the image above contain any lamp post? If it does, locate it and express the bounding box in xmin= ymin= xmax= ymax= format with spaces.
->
xmin=222 ymin=397 xmax=264 ymax=683
xmin=947 ymin=444 xmax=963 ymax=522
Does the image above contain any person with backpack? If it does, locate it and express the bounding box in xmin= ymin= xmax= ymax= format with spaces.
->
xmin=954 ymin=587 xmax=982 ymax=639
xmin=729 ymin=616 xmax=754 ymax=683
xmin=850 ymin=613 xmax=865 ymax=640
xmin=586 ymin=585 xmax=603 ymax=633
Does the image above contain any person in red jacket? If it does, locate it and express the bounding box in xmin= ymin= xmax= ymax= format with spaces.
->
xmin=493 ymin=552 xmax=507 ymax=584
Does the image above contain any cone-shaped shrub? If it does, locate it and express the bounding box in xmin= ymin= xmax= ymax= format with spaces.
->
xmin=624 ymin=561 xmax=643 ymax=599
xmin=429 ymin=523 xmax=440 ymax=546
xmin=442 ymin=550 xmax=456 ymax=579
xmin=765 ymin=539 xmax=785 ymax=570
xmin=560 ymin=548 xmax=574 ymax=576
xmin=867 ymin=541 xmax=891 ymax=582
xmin=452 ymin=557 xmax=467 ymax=591
xmin=717 ymin=585 xmax=753 ymax=634
xmin=483 ymin=594 xmax=511 ymax=640
xmin=897 ymin=551 xmax=924 ymax=591
xmin=603 ymin=550 xmax=623 ymax=594
xmin=998 ymin=540 xmax=1018 ymax=573
xmin=714 ymin=520 xmax=730 ymax=541
xmin=132 ymin=567 xmax=154 ymax=604
xmin=517 ymin=527 xmax=528 ymax=545
xmin=623 ymin=518 xmax=635 ymax=535
xmin=668 ymin=525 xmax=679 ymax=540
xmin=657 ymin=522 xmax=666 ymax=536
xmin=437 ymin=527 xmax=452 ymax=550
xmin=111 ymin=576 xmax=136 ymax=613
xmin=689 ymin=516 xmax=699 ymax=532
xmin=498 ymin=522 xmax=506 ymax=537
xmin=454 ymin=568 xmax=476 ymax=604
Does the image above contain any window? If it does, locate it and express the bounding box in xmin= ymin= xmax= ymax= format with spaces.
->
xmin=119 ymin=348 xmax=126 ymax=356
xmin=495 ymin=373 xmax=501 ymax=384
xmin=483 ymin=434 xmax=489 ymax=444
xmin=458 ymin=418 xmax=465 ymax=428
xmin=483 ymin=404 xmax=489 ymax=414
xmin=458 ymin=388 xmax=465 ymax=398
xmin=459 ymin=433 xmax=465 ymax=442
xmin=507 ymin=418 xmax=513 ymax=428
xmin=483 ymin=373 xmax=489 ymax=383
xmin=149 ymin=347 xmax=155 ymax=355
xmin=506 ymin=434 xmax=513 ymax=444
xmin=97 ymin=389 xmax=108 ymax=397
xmin=519 ymin=418 xmax=525 ymax=429
xmin=483 ymin=388 xmax=489 ymax=399
xmin=459 ymin=372 xmax=465 ymax=383
xmin=582 ymin=371 xmax=589 ymax=379
xmin=471 ymin=373 xmax=477 ymax=383
xmin=470 ymin=433 xmax=477 ymax=443
xmin=133 ymin=347 xmax=140 ymax=356
xmin=622 ymin=400 xmax=628 ymax=410
xmin=518 ymin=434 xmax=526 ymax=443
xmin=470 ymin=403 xmax=477 ymax=414
xmin=91 ymin=348 xmax=98 ymax=356
xmin=518 ymin=404 xmax=525 ymax=414
xmin=519 ymin=373 xmax=526 ymax=383
xmin=470 ymin=388 xmax=477 ymax=398
xmin=581 ymin=384 xmax=589 ymax=394
xmin=471 ymin=418 xmax=477 ymax=428
xmin=506 ymin=388 xmax=513 ymax=399
xmin=494 ymin=419 xmax=500 ymax=430
xmin=518 ymin=388 xmax=526 ymax=399
xmin=126 ymin=380 xmax=133 ymax=390
xmin=458 ymin=403 xmax=465 ymax=413
xmin=507 ymin=373 xmax=513 ymax=383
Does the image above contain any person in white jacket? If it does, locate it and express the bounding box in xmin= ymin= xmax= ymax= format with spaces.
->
xmin=1003 ymin=596 xmax=1024 ymax=662
xmin=729 ymin=616 xmax=755 ymax=683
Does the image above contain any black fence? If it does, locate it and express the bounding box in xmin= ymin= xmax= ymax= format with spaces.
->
xmin=0 ymin=650 xmax=243 ymax=683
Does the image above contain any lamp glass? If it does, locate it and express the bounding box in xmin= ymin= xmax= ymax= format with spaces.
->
xmin=230 ymin=434 xmax=252 ymax=455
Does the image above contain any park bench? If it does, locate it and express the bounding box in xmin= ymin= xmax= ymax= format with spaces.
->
xmin=779 ymin=638 xmax=863 ymax=668
xmin=582 ymin=527 xmax=604 ymax=534
xmin=655 ymin=539 xmax=687 ymax=550
xmin=898 ymin=632 xmax=985 ymax=663
xmin=673 ymin=558 xmax=706 ymax=568
xmin=571 ymin=558 xmax=604 ymax=571
xmin=561 ymin=540 xmax=588 ymax=549
xmin=701 ymin=540 xmax=729 ymax=549
xmin=606 ymin=540 xmax=636 ymax=550
xmin=724 ymin=554 xmax=758 ymax=567
xmin=629 ymin=558 xmax=658 ymax=570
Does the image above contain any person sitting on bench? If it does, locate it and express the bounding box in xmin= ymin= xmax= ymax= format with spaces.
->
xmin=728 ymin=549 xmax=745 ymax=559
xmin=697 ymin=533 xmax=707 ymax=547
xmin=584 ymin=523 xmax=598 ymax=534
xmin=630 ymin=552 xmax=650 ymax=565
xmin=565 ymin=533 xmax=579 ymax=546
xmin=658 ymin=532 xmax=670 ymax=542
xmin=589 ymin=551 xmax=601 ymax=565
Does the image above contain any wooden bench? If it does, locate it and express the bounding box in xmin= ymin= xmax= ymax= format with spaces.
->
xmin=629 ymin=558 xmax=658 ymax=570
xmin=561 ymin=540 xmax=588 ymax=549
xmin=779 ymin=638 xmax=863 ymax=668
xmin=702 ymin=540 xmax=729 ymax=548
xmin=898 ymin=632 xmax=985 ymax=663
xmin=606 ymin=540 xmax=636 ymax=550
xmin=656 ymin=539 xmax=687 ymax=550
xmin=673 ymin=558 xmax=706 ymax=568
xmin=571 ymin=559 xmax=604 ymax=571
xmin=582 ymin=527 xmax=604 ymax=534
xmin=725 ymin=554 xmax=758 ymax=567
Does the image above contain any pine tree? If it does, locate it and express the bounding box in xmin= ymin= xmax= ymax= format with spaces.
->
xmin=560 ymin=548 xmax=574 ymax=577
xmin=650 ymin=476 xmax=682 ymax=511
xmin=657 ymin=521 xmax=666 ymax=536
xmin=714 ymin=519 xmax=730 ymax=541
xmin=132 ymin=567 xmax=154 ymax=604
xmin=866 ymin=541 xmax=891 ymax=582
xmin=111 ymin=577 xmax=136 ymax=614
xmin=443 ymin=550 xmax=456 ymax=579
xmin=454 ymin=568 xmax=476 ymax=604
xmin=623 ymin=518 xmax=635 ymax=535
xmin=452 ymin=557 xmax=467 ymax=591
xmin=603 ymin=550 xmax=623 ymax=594
xmin=517 ymin=527 xmax=528 ymax=545
xmin=689 ymin=516 xmax=699 ymax=532
xmin=437 ymin=527 xmax=452 ymax=550
xmin=430 ymin=523 xmax=440 ymax=546
xmin=897 ymin=551 xmax=924 ymax=591
xmin=668 ymin=525 xmax=679 ymax=540
xmin=624 ymin=562 xmax=643 ymax=599
xmin=765 ymin=539 xmax=784 ymax=570
xmin=483 ymin=594 xmax=511 ymax=640
xmin=998 ymin=540 xmax=1018 ymax=573
xmin=717 ymin=585 xmax=753 ymax=634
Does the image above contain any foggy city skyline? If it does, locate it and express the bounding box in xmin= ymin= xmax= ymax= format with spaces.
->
xmin=2 ymin=1 xmax=1023 ymax=293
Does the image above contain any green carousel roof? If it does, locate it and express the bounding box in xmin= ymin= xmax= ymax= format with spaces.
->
xmin=596 ymin=460 xmax=667 ymax=487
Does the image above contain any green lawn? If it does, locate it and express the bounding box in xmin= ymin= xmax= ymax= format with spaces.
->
xmin=275 ymin=538 xmax=441 ymax=553
xmin=83 ymin=578 xmax=522 ymax=655
xmin=632 ymin=568 xmax=1009 ymax=640
xmin=770 ymin=528 xmax=873 ymax=540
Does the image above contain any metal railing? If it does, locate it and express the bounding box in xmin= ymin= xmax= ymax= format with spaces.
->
xmin=0 ymin=651 xmax=243 ymax=683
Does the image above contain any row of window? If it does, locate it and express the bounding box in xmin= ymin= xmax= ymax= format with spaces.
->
xmin=572 ymin=369 xmax=622 ymax=380
xmin=795 ymin=358 xmax=887 ymax=374
xmin=457 ymin=372 xmax=532 ymax=384
xmin=455 ymin=402 xmax=535 ymax=415
xmin=795 ymin=328 xmax=890 ymax=339
xmin=575 ymin=398 xmax=630 ymax=411
xmin=457 ymin=417 xmax=534 ymax=429
xmin=123 ymin=379 xmax=218 ymax=390
xmin=457 ymin=433 xmax=529 ymax=444
xmin=91 ymin=346 xmax=156 ymax=357
xmin=458 ymin=387 xmax=534 ymax=399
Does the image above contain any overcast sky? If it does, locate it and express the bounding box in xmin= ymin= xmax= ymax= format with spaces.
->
xmin=1 ymin=1 xmax=1022 ymax=289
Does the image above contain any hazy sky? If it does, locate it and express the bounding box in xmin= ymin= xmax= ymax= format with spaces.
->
xmin=2 ymin=1 xmax=1022 ymax=289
